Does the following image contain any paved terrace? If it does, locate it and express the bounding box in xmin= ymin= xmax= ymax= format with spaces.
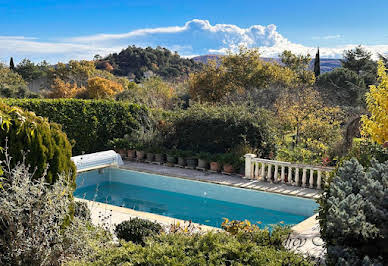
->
xmin=121 ymin=160 xmax=322 ymax=199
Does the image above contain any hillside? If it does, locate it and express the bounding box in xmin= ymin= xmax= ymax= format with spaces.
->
xmin=192 ymin=55 xmax=342 ymax=73
xmin=96 ymin=46 xmax=203 ymax=82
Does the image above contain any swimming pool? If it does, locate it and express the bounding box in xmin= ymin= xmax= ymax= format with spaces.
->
xmin=74 ymin=168 xmax=318 ymax=228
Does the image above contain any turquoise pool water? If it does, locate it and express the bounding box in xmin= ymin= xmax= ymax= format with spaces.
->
xmin=75 ymin=168 xmax=318 ymax=228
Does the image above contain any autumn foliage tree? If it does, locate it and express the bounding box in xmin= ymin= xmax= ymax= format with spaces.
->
xmin=46 ymin=78 xmax=85 ymax=98
xmin=188 ymin=48 xmax=310 ymax=103
xmin=86 ymin=76 xmax=124 ymax=99
xmin=275 ymin=87 xmax=342 ymax=163
xmin=361 ymin=60 xmax=388 ymax=144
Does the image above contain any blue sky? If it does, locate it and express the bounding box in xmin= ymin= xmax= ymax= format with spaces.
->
xmin=1 ymin=0 xmax=387 ymax=63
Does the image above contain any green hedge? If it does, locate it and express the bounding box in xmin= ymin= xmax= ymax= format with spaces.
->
xmin=4 ymin=99 xmax=150 ymax=155
xmin=162 ymin=104 xmax=276 ymax=156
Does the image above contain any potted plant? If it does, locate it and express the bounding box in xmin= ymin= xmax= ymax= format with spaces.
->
xmin=209 ymin=153 xmax=222 ymax=172
xmin=220 ymin=153 xmax=239 ymax=174
xmin=126 ymin=141 xmax=136 ymax=160
xmin=166 ymin=149 xmax=178 ymax=165
xmin=108 ymin=138 xmax=128 ymax=157
xmin=197 ymin=152 xmax=211 ymax=169
xmin=234 ymin=156 xmax=245 ymax=177
xmin=145 ymin=146 xmax=155 ymax=162
xmin=176 ymin=150 xmax=188 ymax=167
xmin=153 ymin=146 xmax=165 ymax=164
xmin=135 ymin=143 xmax=145 ymax=160
xmin=185 ymin=151 xmax=198 ymax=169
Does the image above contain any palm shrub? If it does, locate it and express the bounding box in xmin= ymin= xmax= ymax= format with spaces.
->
xmin=0 ymin=101 xmax=76 ymax=184
xmin=318 ymin=158 xmax=388 ymax=265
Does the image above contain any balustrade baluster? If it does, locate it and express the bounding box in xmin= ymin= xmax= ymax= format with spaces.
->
xmin=267 ymin=164 xmax=272 ymax=182
xmin=302 ymin=168 xmax=307 ymax=187
xmin=309 ymin=169 xmax=314 ymax=188
xmin=254 ymin=161 xmax=258 ymax=179
xmin=288 ymin=166 xmax=293 ymax=184
xmin=294 ymin=167 xmax=300 ymax=186
xmin=274 ymin=165 xmax=279 ymax=183
xmin=281 ymin=166 xmax=285 ymax=183
xmin=261 ymin=163 xmax=265 ymax=180
xmin=317 ymin=170 xmax=322 ymax=189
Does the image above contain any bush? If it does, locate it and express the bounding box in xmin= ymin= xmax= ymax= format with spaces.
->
xmin=0 ymin=101 xmax=76 ymax=184
xmin=4 ymin=98 xmax=150 ymax=155
xmin=318 ymin=158 xmax=388 ymax=265
xmin=163 ymin=104 xmax=276 ymax=156
xmin=71 ymin=226 xmax=312 ymax=265
xmin=0 ymin=154 xmax=111 ymax=265
xmin=74 ymin=201 xmax=91 ymax=221
xmin=114 ymin=218 xmax=162 ymax=245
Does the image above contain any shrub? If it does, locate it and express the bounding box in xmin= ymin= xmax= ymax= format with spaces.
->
xmin=74 ymin=201 xmax=91 ymax=221
xmin=163 ymin=104 xmax=276 ymax=156
xmin=0 ymin=154 xmax=111 ymax=265
xmin=0 ymin=101 xmax=76 ymax=184
xmin=318 ymin=158 xmax=388 ymax=264
xmin=70 ymin=227 xmax=312 ymax=265
xmin=4 ymin=98 xmax=150 ymax=155
xmin=114 ymin=218 xmax=162 ymax=245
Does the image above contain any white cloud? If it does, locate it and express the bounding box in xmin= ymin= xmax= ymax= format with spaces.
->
xmin=1 ymin=19 xmax=388 ymax=63
xmin=312 ymin=34 xmax=343 ymax=40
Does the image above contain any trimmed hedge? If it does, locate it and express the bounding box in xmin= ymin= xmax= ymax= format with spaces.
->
xmin=0 ymin=101 xmax=76 ymax=184
xmin=4 ymin=99 xmax=150 ymax=155
xmin=162 ymin=104 xmax=276 ymax=156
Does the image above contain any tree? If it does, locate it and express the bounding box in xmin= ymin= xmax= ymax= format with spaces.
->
xmin=316 ymin=67 xmax=366 ymax=106
xmin=189 ymin=47 xmax=302 ymax=103
xmin=0 ymin=63 xmax=30 ymax=98
xmin=314 ymin=48 xmax=320 ymax=77
xmin=280 ymin=50 xmax=315 ymax=86
xmin=275 ymin=88 xmax=342 ymax=163
xmin=361 ymin=60 xmax=388 ymax=144
xmin=9 ymin=57 xmax=15 ymax=70
xmin=46 ymin=78 xmax=85 ymax=98
xmin=341 ymin=45 xmax=377 ymax=86
xmin=86 ymin=76 xmax=124 ymax=99
xmin=15 ymin=59 xmax=48 ymax=82
xmin=318 ymin=159 xmax=388 ymax=265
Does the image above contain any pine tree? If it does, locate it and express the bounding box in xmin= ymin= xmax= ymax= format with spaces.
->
xmin=314 ymin=48 xmax=320 ymax=77
xmin=9 ymin=57 xmax=15 ymax=70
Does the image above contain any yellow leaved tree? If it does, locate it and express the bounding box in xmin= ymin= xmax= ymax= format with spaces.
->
xmin=361 ymin=60 xmax=388 ymax=144
xmin=86 ymin=76 xmax=124 ymax=99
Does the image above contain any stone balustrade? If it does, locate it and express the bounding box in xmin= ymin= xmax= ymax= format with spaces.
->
xmin=244 ymin=154 xmax=334 ymax=189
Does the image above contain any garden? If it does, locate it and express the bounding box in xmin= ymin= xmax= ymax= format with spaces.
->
xmin=0 ymin=47 xmax=387 ymax=265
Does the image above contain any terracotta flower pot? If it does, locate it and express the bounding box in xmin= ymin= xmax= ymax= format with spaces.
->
xmin=136 ymin=150 xmax=145 ymax=160
xmin=127 ymin=149 xmax=136 ymax=160
xmin=210 ymin=161 xmax=221 ymax=172
xmin=223 ymin=164 xmax=234 ymax=174
xmin=155 ymin=153 xmax=165 ymax=163
xmin=146 ymin=152 xmax=155 ymax=161
xmin=178 ymin=157 xmax=186 ymax=166
xmin=198 ymin=159 xmax=208 ymax=169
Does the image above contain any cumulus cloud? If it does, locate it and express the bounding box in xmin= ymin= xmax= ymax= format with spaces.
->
xmin=1 ymin=19 xmax=387 ymax=63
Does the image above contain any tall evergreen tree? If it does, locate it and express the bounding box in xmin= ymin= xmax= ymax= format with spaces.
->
xmin=9 ymin=57 xmax=15 ymax=70
xmin=314 ymin=48 xmax=320 ymax=77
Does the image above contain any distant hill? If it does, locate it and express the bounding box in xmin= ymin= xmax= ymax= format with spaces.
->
xmin=192 ymin=55 xmax=342 ymax=73
xmin=96 ymin=46 xmax=203 ymax=82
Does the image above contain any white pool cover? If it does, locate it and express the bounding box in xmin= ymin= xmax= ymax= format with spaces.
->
xmin=71 ymin=150 xmax=123 ymax=172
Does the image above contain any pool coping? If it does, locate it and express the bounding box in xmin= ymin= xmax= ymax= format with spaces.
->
xmin=120 ymin=160 xmax=321 ymax=200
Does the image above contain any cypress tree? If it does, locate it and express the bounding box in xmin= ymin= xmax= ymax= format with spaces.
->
xmin=314 ymin=48 xmax=320 ymax=77
xmin=9 ymin=57 xmax=15 ymax=70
